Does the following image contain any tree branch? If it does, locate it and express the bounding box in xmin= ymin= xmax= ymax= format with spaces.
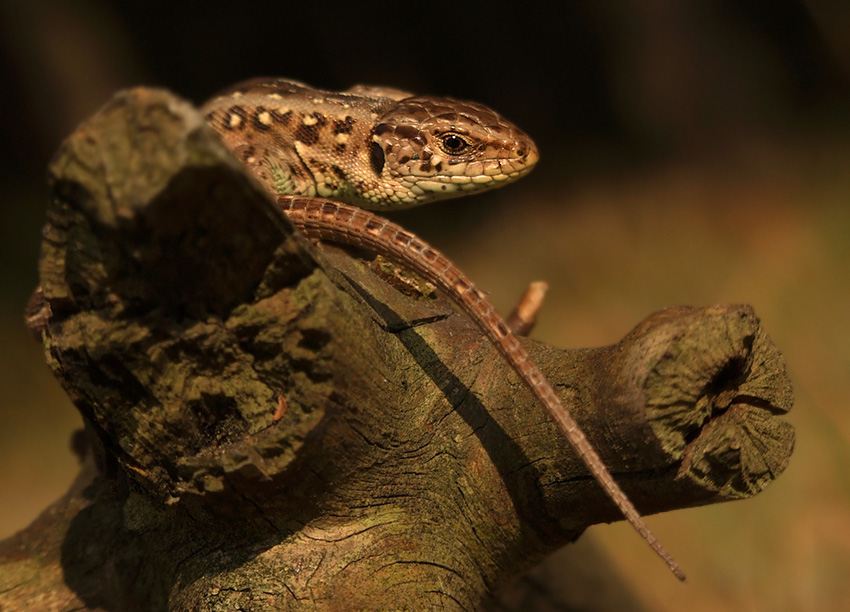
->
xmin=1 ymin=88 xmax=794 ymax=611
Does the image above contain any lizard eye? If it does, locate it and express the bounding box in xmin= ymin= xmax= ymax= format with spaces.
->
xmin=438 ymin=133 xmax=471 ymax=155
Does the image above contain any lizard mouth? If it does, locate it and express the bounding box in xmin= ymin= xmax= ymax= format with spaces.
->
xmin=433 ymin=148 xmax=539 ymax=183
xmin=397 ymin=158 xmax=538 ymax=203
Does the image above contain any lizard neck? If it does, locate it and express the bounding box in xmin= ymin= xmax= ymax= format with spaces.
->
xmin=202 ymin=79 xmax=407 ymax=208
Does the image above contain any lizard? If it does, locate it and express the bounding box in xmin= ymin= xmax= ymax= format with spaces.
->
xmin=202 ymin=78 xmax=685 ymax=581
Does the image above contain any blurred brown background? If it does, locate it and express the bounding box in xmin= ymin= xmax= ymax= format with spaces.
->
xmin=1 ymin=0 xmax=848 ymax=609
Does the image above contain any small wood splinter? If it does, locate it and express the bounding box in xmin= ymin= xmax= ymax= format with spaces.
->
xmin=507 ymin=280 xmax=549 ymax=337
xmin=273 ymin=394 xmax=288 ymax=422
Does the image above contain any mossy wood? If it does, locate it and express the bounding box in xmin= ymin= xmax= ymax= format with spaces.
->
xmin=0 ymin=89 xmax=794 ymax=611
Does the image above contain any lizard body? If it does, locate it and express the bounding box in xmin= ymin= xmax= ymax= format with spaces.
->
xmin=201 ymin=79 xmax=684 ymax=580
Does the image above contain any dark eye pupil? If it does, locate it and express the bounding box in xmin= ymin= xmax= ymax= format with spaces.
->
xmin=443 ymin=135 xmax=465 ymax=151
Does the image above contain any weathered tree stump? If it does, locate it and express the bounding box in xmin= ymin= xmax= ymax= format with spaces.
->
xmin=0 ymin=89 xmax=794 ymax=611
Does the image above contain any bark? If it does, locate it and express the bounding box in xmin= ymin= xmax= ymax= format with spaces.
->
xmin=0 ymin=88 xmax=794 ymax=611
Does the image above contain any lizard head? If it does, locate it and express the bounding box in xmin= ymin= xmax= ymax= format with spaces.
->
xmin=365 ymin=96 xmax=538 ymax=208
